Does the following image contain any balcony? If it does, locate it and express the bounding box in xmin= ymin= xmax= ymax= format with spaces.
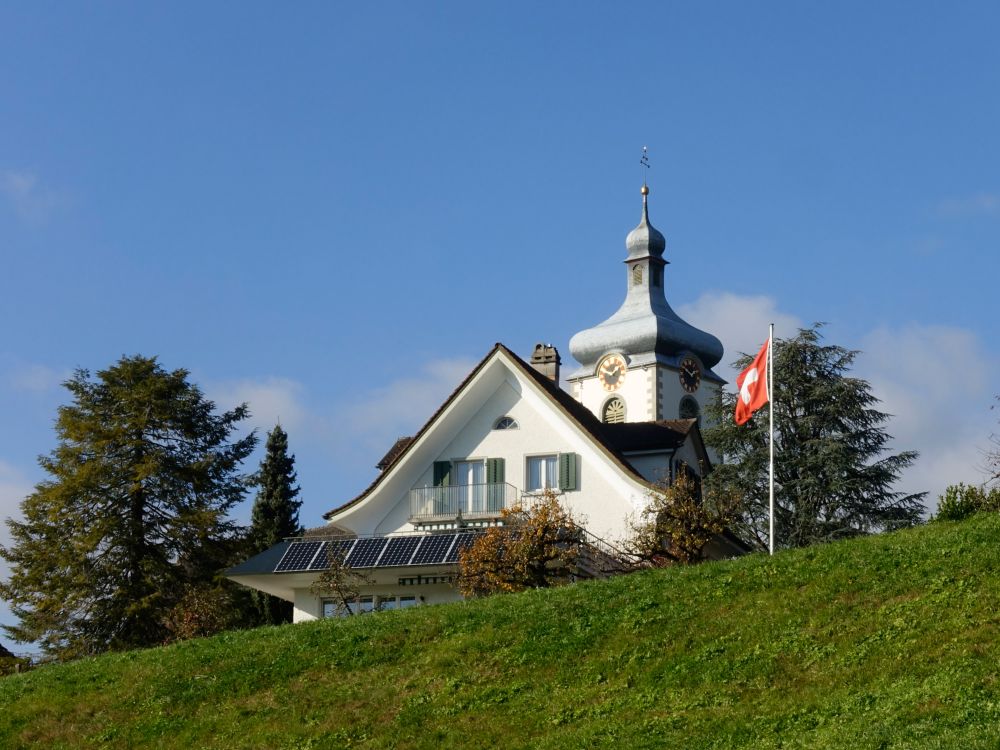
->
xmin=409 ymin=482 xmax=521 ymax=523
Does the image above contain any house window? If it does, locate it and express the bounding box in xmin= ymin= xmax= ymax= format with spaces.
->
xmin=493 ymin=416 xmax=518 ymax=430
xmin=324 ymin=595 xmax=421 ymax=617
xmin=603 ymin=397 xmax=626 ymax=424
xmin=526 ymin=455 xmax=558 ymax=492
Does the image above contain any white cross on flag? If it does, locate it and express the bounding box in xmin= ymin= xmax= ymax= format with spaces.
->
xmin=735 ymin=339 xmax=770 ymax=425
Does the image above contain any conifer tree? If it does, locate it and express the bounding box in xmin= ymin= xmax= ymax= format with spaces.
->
xmin=703 ymin=325 xmax=925 ymax=550
xmin=248 ymin=424 xmax=302 ymax=624
xmin=0 ymin=356 xmax=256 ymax=658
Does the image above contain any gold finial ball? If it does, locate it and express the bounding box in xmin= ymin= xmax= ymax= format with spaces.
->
xmin=641 ymin=184 xmax=649 ymax=196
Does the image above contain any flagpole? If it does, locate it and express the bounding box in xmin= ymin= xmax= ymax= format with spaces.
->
xmin=768 ymin=322 xmax=775 ymax=556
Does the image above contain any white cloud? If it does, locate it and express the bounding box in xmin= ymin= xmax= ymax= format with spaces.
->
xmin=680 ymin=291 xmax=996 ymax=514
xmin=206 ymin=377 xmax=308 ymax=435
xmin=677 ymin=291 xmax=803 ymax=381
xmin=340 ymin=357 xmax=477 ymax=457
xmin=0 ymin=170 xmax=62 ymax=224
xmin=0 ymin=461 xmax=32 ymax=638
xmin=856 ymin=324 xmax=996 ymax=511
xmin=7 ymin=363 xmax=67 ymax=393
xmin=937 ymin=192 xmax=1000 ymax=218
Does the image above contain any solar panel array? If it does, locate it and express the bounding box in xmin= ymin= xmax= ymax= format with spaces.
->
xmin=307 ymin=539 xmax=356 ymax=570
xmin=274 ymin=540 xmax=323 ymax=572
xmin=345 ymin=538 xmax=386 ymax=568
xmin=379 ymin=536 xmax=423 ymax=567
xmin=444 ymin=533 xmax=479 ymax=563
xmin=410 ymin=534 xmax=454 ymax=565
xmin=274 ymin=531 xmax=481 ymax=573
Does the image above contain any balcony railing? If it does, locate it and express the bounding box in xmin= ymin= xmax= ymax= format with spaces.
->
xmin=409 ymin=482 xmax=521 ymax=522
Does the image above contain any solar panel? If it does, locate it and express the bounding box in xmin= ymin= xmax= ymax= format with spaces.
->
xmin=308 ymin=539 xmax=356 ymax=570
xmin=377 ymin=536 xmax=422 ymax=567
xmin=410 ymin=534 xmax=455 ymax=565
xmin=444 ymin=532 xmax=480 ymax=563
xmin=275 ymin=540 xmax=323 ymax=572
xmin=345 ymin=537 xmax=388 ymax=568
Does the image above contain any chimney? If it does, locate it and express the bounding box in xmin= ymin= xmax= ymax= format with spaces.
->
xmin=529 ymin=343 xmax=561 ymax=384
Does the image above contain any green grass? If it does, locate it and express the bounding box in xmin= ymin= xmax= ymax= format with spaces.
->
xmin=2 ymin=515 xmax=1000 ymax=749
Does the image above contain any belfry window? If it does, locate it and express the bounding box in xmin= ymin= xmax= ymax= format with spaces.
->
xmin=603 ymin=397 xmax=626 ymax=424
xmin=679 ymin=395 xmax=700 ymax=421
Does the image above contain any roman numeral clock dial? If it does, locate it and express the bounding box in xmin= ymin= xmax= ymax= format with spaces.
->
xmin=598 ymin=354 xmax=627 ymax=392
xmin=679 ymin=356 xmax=701 ymax=393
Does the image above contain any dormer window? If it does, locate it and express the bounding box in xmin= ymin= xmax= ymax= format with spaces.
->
xmin=493 ymin=416 xmax=518 ymax=430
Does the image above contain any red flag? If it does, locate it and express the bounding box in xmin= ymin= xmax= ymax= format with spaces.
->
xmin=735 ymin=339 xmax=769 ymax=425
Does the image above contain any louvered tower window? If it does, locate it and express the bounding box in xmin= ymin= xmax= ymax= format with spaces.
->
xmin=603 ymin=397 xmax=625 ymax=424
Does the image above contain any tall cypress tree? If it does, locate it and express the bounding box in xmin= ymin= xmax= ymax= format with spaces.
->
xmin=0 ymin=356 xmax=256 ymax=658
xmin=249 ymin=424 xmax=302 ymax=624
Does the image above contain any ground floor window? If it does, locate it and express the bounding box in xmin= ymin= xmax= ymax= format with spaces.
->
xmin=322 ymin=594 xmax=420 ymax=618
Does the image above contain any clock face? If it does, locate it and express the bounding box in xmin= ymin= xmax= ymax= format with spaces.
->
xmin=598 ymin=354 xmax=627 ymax=392
xmin=679 ymin=357 xmax=701 ymax=393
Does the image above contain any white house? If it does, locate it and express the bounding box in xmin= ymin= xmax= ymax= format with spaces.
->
xmin=227 ymin=185 xmax=745 ymax=621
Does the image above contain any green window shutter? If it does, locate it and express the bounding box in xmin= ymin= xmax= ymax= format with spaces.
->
xmin=433 ymin=461 xmax=451 ymax=487
xmin=558 ymin=453 xmax=578 ymax=491
xmin=486 ymin=457 xmax=505 ymax=484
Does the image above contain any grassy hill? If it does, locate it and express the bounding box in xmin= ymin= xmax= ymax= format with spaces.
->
xmin=2 ymin=514 xmax=999 ymax=749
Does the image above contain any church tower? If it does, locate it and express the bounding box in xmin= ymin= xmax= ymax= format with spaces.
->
xmin=566 ymin=184 xmax=725 ymax=425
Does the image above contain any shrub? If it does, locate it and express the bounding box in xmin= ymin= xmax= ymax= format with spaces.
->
xmin=934 ymin=483 xmax=1000 ymax=521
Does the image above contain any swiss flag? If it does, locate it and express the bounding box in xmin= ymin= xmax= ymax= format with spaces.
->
xmin=735 ymin=339 xmax=769 ymax=425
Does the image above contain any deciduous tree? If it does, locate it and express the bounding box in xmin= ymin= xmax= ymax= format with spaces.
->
xmin=0 ymin=356 xmax=256 ymax=658
xmin=457 ymin=492 xmax=580 ymax=597
xmin=627 ymin=467 xmax=741 ymax=566
xmin=309 ymin=542 xmax=373 ymax=616
xmin=703 ymin=325 xmax=925 ymax=550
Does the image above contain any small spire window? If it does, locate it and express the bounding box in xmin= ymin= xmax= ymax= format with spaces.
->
xmin=632 ymin=264 xmax=643 ymax=286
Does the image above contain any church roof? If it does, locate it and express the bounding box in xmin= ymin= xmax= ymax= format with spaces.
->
xmin=322 ymin=343 xmax=706 ymax=521
xmin=568 ymin=187 xmax=724 ymax=373
xmin=601 ymin=419 xmax=696 ymax=452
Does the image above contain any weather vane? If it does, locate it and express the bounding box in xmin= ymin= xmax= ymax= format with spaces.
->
xmin=640 ymin=145 xmax=650 ymax=192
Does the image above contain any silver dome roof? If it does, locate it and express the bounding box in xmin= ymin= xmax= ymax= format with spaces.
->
xmin=568 ymin=187 xmax=723 ymax=371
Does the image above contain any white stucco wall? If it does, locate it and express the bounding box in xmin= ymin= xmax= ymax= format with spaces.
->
xmin=572 ymin=361 xmax=656 ymax=423
xmin=330 ymin=360 xmax=650 ymax=547
xmin=292 ymin=573 xmax=462 ymax=622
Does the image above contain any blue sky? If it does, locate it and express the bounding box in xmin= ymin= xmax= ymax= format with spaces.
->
xmin=2 ymin=2 xmax=999 ymax=636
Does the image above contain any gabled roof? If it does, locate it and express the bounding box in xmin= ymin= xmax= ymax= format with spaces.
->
xmin=323 ymin=343 xmax=709 ymax=521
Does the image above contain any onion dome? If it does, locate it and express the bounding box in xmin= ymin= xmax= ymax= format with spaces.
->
xmin=568 ymin=186 xmax=724 ymax=373
xmin=625 ymin=185 xmax=666 ymax=261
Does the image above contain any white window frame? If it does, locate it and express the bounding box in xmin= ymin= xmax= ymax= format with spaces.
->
xmin=525 ymin=454 xmax=559 ymax=493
